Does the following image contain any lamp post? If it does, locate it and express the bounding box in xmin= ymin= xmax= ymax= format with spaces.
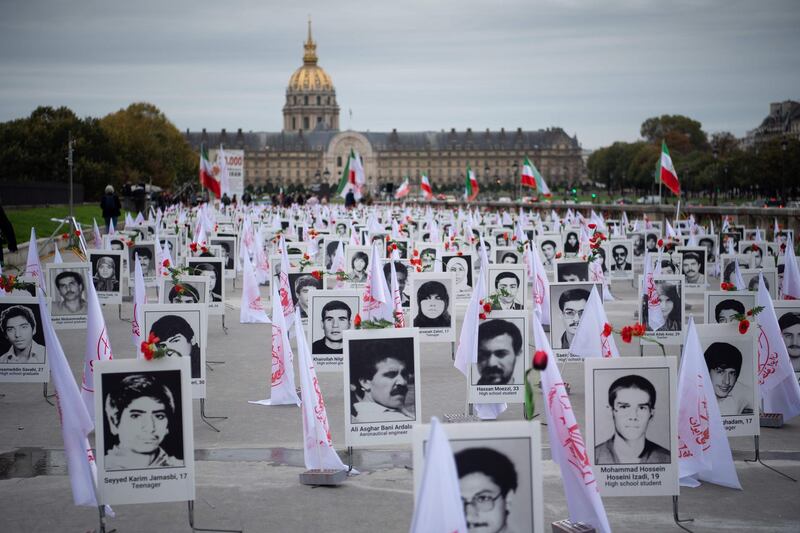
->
xmin=712 ymin=148 xmax=719 ymax=206
xmin=512 ymin=161 xmax=519 ymax=199
xmin=781 ymin=136 xmax=788 ymax=204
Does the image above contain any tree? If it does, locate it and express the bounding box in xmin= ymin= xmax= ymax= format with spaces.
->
xmin=99 ymin=102 xmax=196 ymax=189
xmin=640 ymin=114 xmax=709 ymax=153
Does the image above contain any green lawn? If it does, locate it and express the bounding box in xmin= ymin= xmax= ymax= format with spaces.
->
xmin=5 ymin=204 xmax=106 ymax=243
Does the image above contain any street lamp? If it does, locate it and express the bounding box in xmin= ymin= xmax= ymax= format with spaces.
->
xmin=712 ymin=148 xmax=719 ymax=206
xmin=512 ymin=161 xmax=519 ymax=198
xmin=781 ymin=137 xmax=788 ymax=203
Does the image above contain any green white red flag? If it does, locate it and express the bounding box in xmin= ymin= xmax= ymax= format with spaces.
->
xmin=394 ymin=177 xmax=410 ymax=200
xmin=658 ymin=141 xmax=681 ymax=195
xmin=337 ymin=149 xmax=364 ymax=200
xmin=199 ymin=144 xmax=221 ymax=197
xmin=464 ymin=164 xmax=479 ymax=202
xmin=521 ymin=156 xmax=552 ymax=197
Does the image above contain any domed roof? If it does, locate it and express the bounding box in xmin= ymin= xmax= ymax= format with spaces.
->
xmin=288 ymin=19 xmax=334 ymax=92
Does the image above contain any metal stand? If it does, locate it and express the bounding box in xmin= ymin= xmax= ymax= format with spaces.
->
xmin=187 ymin=500 xmax=242 ymax=533
xmin=744 ymin=435 xmax=797 ymax=481
xmin=43 ymin=383 xmax=55 ymax=405
xmin=220 ymin=315 xmax=228 ymax=334
xmin=672 ymin=496 xmax=694 ymax=532
xmin=198 ymin=399 xmax=227 ymax=432
xmin=346 ymin=446 xmax=354 ymax=473
xmin=117 ymin=304 xmax=130 ymax=322
xmin=94 ymin=504 xmax=116 ymax=533
xmin=450 ymin=342 xmax=455 ymax=361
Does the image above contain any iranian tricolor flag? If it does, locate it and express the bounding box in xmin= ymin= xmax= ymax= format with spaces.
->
xmin=464 ymin=164 xmax=479 ymax=202
xmin=199 ymin=144 xmax=221 ymax=197
xmin=420 ymin=173 xmax=434 ymax=200
xmin=657 ymin=140 xmax=681 ymax=195
xmin=521 ymin=156 xmax=552 ymax=197
xmin=394 ymin=177 xmax=410 ymax=200
xmin=336 ymin=149 xmax=364 ymax=200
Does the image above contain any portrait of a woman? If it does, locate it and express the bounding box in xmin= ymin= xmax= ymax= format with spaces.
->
xmin=413 ymin=281 xmax=451 ymax=328
xmin=564 ymin=232 xmax=579 ymax=256
xmin=93 ymin=256 xmax=119 ymax=292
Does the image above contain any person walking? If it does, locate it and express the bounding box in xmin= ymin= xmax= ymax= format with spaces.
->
xmin=100 ymin=185 xmax=121 ymax=233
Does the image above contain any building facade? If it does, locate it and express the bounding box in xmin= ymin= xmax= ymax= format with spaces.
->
xmin=185 ymin=23 xmax=585 ymax=195
xmin=742 ymin=100 xmax=800 ymax=148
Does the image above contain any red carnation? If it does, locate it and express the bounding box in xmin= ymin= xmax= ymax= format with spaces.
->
xmin=479 ymin=313 xmax=487 ymax=320
xmin=457 ymin=251 xmax=463 ymax=256
xmin=303 ymin=253 xmax=310 ymax=260
xmin=555 ymin=252 xmax=562 ymax=259
xmin=74 ymin=230 xmax=81 ymax=237
xmin=532 ymin=350 xmax=548 ymax=370
xmin=61 ymin=233 xmax=69 ymax=240
xmin=162 ymin=259 xmax=170 ymax=268
xmin=632 ymin=322 xmax=645 ymax=337
xmin=738 ymin=319 xmax=750 ymax=334
xmin=392 ymin=243 xmax=397 ymax=250
xmin=746 ymin=309 xmax=753 ymax=316
xmin=311 ymin=270 xmax=322 ymax=281
xmin=412 ymin=249 xmax=419 ymax=256
xmin=602 ymin=323 xmax=613 ymax=337
xmin=483 ymin=303 xmax=492 ymax=313
xmin=588 ymin=223 xmax=597 ymax=230
xmin=657 ymin=239 xmax=664 ymax=248
xmin=416 ymin=266 xmax=422 ymax=272
xmin=190 ymin=242 xmax=198 ymax=252
xmin=354 ymin=314 xmax=362 ymax=328
xmin=621 ymin=326 xmax=633 ymax=344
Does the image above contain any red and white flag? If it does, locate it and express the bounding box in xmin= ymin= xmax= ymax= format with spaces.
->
xmin=81 ymin=280 xmax=113 ymax=420
xmin=533 ymin=314 xmax=611 ymax=533
xmin=389 ymin=260 xmax=405 ymax=328
xmin=569 ymin=285 xmax=619 ymax=359
xmin=464 ymin=164 xmax=479 ymax=202
xmin=642 ymin=251 xmax=666 ymax=331
xmin=756 ymin=275 xmax=800 ymax=420
xmin=132 ymin=252 xmax=147 ymax=357
xmin=38 ymin=291 xmax=99 ymax=507
xmin=454 ymin=260 xmax=487 ymax=377
xmin=394 ymin=178 xmax=410 ymax=200
xmin=528 ymin=241 xmax=551 ymax=326
xmin=409 ymin=418 xmax=468 ymax=533
xmin=780 ymin=242 xmax=800 ymax=299
xmin=249 ymin=283 xmax=300 ymax=406
xmin=199 ymin=143 xmax=221 ymax=197
xmin=677 ymin=317 xmax=741 ymax=489
xmin=24 ymin=228 xmax=43 ymax=282
xmin=240 ymin=256 xmax=270 ymax=324
xmin=420 ymin=173 xmax=434 ymax=200
xmin=294 ymin=309 xmax=347 ymax=470
xmin=361 ymin=242 xmax=394 ymax=323
xmin=658 ymin=140 xmax=681 ymax=196
xmin=278 ymin=235 xmax=295 ymax=323
xmin=331 ymin=241 xmax=347 ymax=289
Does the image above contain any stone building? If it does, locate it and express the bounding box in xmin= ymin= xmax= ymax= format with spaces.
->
xmin=742 ymin=100 xmax=800 ymax=148
xmin=185 ymin=22 xmax=585 ymax=195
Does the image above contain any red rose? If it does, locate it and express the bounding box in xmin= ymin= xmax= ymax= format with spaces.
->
xmin=532 ymin=350 xmax=548 ymax=370
xmin=74 ymin=230 xmax=81 ymax=237
xmin=61 ymin=233 xmax=69 ymax=240
xmin=657 ymin=239 xmax=664 ymax=248
xmin=479 ymin=313 xmax=487 ymax=320
xmin=162 ymin=259 xmax=170 ymax=268
xmin=190 ymin=242 xmax=198 ymax=252
xmin=602 ymin=323 xmax=613 ymax=337
xmin=392 ymin=243 xmax=398 ymax=250
xmin=311 ymin=270 xmax=322 ymax=281
xmin=738 ymin=319 xmax=750 ymax=334
xmin=588 ymin=223 xmax=596 ymax=230
xmin=483 ymin=303 xmax=492 ymax=313
xmin=621 ymin=326 xmax=633 ymax=344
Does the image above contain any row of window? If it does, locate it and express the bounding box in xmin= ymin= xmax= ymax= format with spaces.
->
xmin=290 ymin=95 xmax=334 ymax=106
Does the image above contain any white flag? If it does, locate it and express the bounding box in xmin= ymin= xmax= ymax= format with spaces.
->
xmin=38 ymin=291 xmax=99 ymax=506
xmin=53 ymin=241 xmax=63 ymax=264
xmin=454 ymin=268 xmax=487 ymax=377
xmin=533 ymin=313 xmax=611 ymax=532
xmin=569 ymin=285 xmax=619 ymax=359
xmin=780 ymin=242 xmax=800 ymax=299
xmin=240 ymin=256 xmax=270 ymax=324
xmin=361 ymin=242 xmax=394 ymax=323
xmin=756 ymin=275 xmax=800 ymax=420
xmin=294 ymin=309 xmax=347 ymax=470
xmin=132 ymin=252 xmax=147 ymax=357
xmin=278 ymin=235 xmax=295 ymax=322
xmin=331 ymin=241 xmax=346 ymax=289
xmin=24 ymin=228 xmax=43 ymax=282
xmin=249 ymin=283 xmax=300 ymax=406
xmin=529 ymin=242 xmax=551 ymax=326
xmin=732 ymin=260 xmax=746 ymax=291
xmin=217 ymin=144 xmax=231 ymax=197
xmin=677 ymin=318 xmax=741 ymax=489
xmin=409 ymin=418 xmax=468 ymax=533
xmin=81 ymin=280 xmax=113 ymax=420
xmin=92 ymin=218 xmax=102 ymax=249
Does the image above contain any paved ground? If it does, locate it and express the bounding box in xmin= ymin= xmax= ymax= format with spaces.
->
xmin=1 ymin=253 xmax=799 ymax=532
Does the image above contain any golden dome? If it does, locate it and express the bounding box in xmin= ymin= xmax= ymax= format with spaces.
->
xmin=288 ymin=19 xmax=334 ymax=92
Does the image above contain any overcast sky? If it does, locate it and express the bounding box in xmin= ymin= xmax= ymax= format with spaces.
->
xmin=1 ymin=0 xmax=798 ymax=149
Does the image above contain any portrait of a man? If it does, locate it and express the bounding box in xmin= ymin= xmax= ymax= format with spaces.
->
xmin=476 ymin=319 xmax=522 ymax=385
xmin=0 ymin=305 xmax=45 ymax=364
xmin=540 ymin=239 xmax=557 ymax=267
xmin=383 ymin=261 xmax=410 ymax=307
xmin=149 ymin=315 xmax=201 ymax=379
xmin=715 ymin=299 xmax=745 ymax=324
xmin=491 ymin=272 xmax=523 ymax=310
xmin=681 ymin=251 xmax=704 ymax=284
xmin=594 ymin=374 xmax=670 ymax=465
xmin=191 ymin=262 xmax=222 ymax=302
xmin=312 ymin=300 xmax=352 ymax=354
xmin=102 ymin=371 xmax=184 ymax=471
xmin=168 ymin=284 xmax=201 ymax=304
xmin=350 ymin=338 xmax=415 ymax=423
xmin=611 ymin=244 xmax=632 ymax=271
xmin=455 ymin=447 xmax=519 ymax=533
xmin=556 ymin=262 xmax=588 ymax=282
xmin=557 ymin=288 xmax=589 ymax=349
xmin=778 ymin=312 xmax=800 ymax=373
xmin=699 ymin=237 xmax=716 ymax=263
xmin=704 ymin=342 xmax=754 ymax=416
xmin=52 ymin=271 xmax=88 ymax=315
xmin=290 ymin=273 xmax=322 ymax=318
xmin=132 ymin=246 xmax=154 ymax=276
